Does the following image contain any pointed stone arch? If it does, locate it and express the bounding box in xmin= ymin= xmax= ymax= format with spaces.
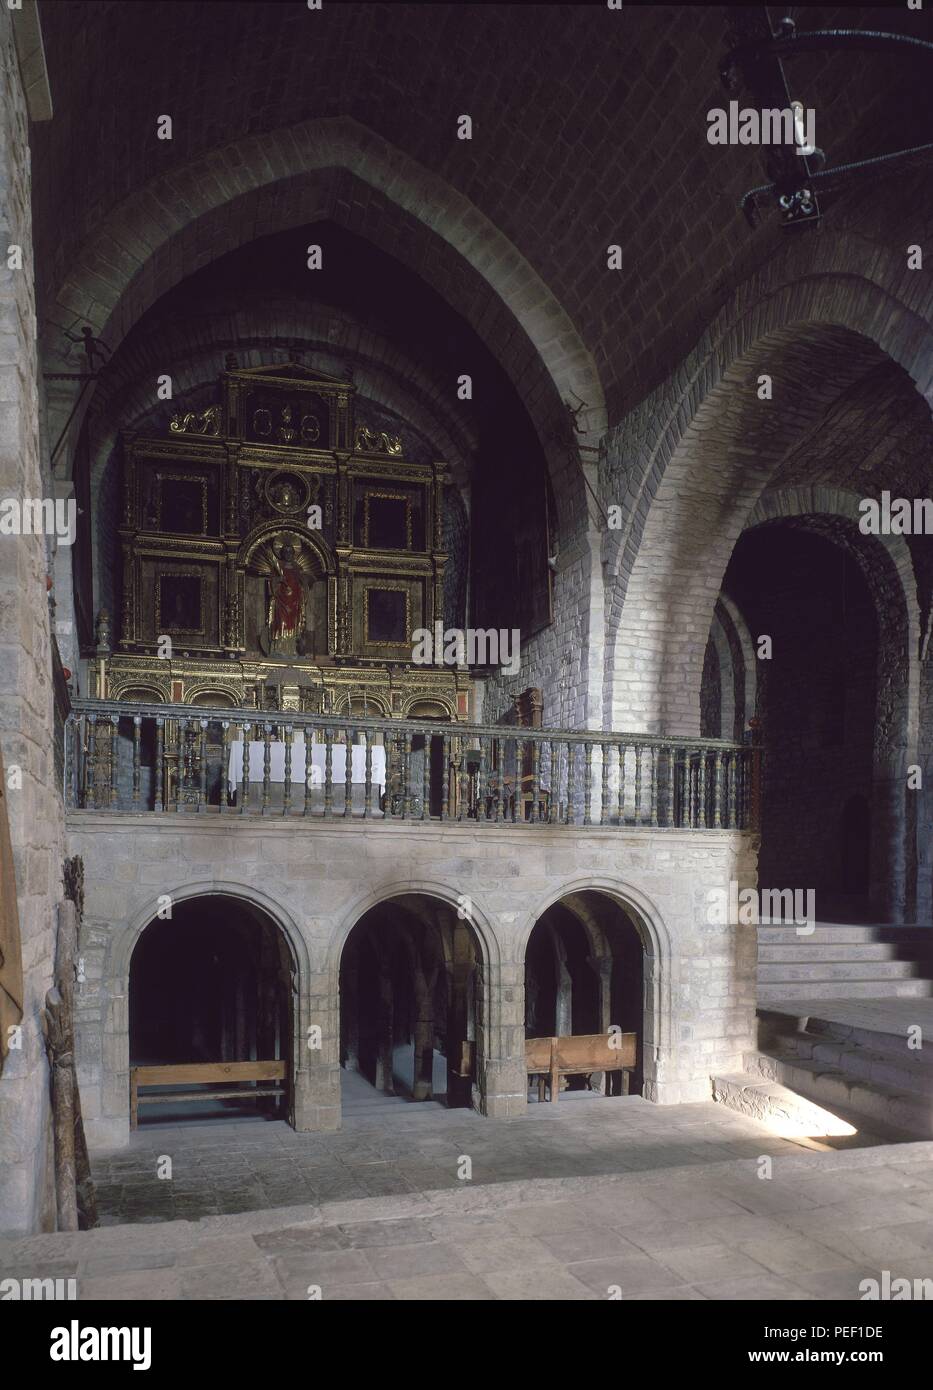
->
xmin=605 ymin=287 xmax=933 ymax=733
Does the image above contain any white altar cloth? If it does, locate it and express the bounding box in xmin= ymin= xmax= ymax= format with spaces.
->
xmin=228 ymin=737 xmax=386 ymax=792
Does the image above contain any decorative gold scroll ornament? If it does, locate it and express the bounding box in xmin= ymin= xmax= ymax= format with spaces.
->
xmin=355 ymin=425 xmax=403 ymax=455
xmin=169 ymin=404 xmax=222 ymax=436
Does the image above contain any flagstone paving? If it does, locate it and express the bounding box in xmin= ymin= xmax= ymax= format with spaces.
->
xmin=3 ymin=1081 xmax=933 ymax=1300
xmin=87 ymin=1081 xmax=818 ymax=1226
xmin=3 ymin=1137 xmax=933 ymax=1301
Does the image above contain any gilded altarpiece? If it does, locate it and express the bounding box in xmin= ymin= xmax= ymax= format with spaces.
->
xmin=102 ymin=362 xmax=470 ymax=721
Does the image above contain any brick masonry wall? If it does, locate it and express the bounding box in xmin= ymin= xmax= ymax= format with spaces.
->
xmin=0 ymin=9 xmax=62 ymax=1235
xmin=67 ymin=814 xmax=759 ymax=1150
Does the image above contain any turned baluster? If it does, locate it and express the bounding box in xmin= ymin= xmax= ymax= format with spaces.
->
xmin=283 ymin=726 xmax=294 ymax=817
xmin=260 ymin=723 xmax=273 ymax=815
xmin=323 ymin=727 xmax=333 ymax=818
xmin=153 ymin=716 xmax=164 ymax=813
xmin=423 ymin=732 xmax=432 ymax=821
xmin=548 ymin=739 xmax=558 ymax=824
xmin=401 ymin=732 xmax=412 ymax=818
xmin=726 ymin=751 xmax=736 ymax=828
xmin=440 ymin=734 xmax=450 ymax=821
xmin=239 ymin=722 xmax=251 ymax=815
xmin=105 ymin=714 xmax=118 ymax=807
xmin=634 ymin=744 xmax=643 ymax=826
xmin=364 ymin=730 xmax=373 ymax=819
xmin=198 ymin=718 xmax=208 ymax=812
xmin=132 ymin=715 xmax=142 ymax=807
xmin=220 ymin=721 xmax=231 ymax=814
xmin=712 ymin=749 xmax=722 ymax=828
xmin=344 ymin=727 xmax=354 ymax=817
xmin=494 ymin=737 xmax=502 ymax=823
xmin=583 ymin=742 xmax=593 ymax=826
xmin=304 ymin=728 xmax=316 ymax=817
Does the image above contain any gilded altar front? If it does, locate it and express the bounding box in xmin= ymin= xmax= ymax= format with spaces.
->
xmin=94 ymin=360 xmax=473 ymax=722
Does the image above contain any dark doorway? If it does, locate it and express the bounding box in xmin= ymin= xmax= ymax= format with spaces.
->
xmin=340 ymin=894 xmax=481 ymax=1112
xmin=524 ymin=892 xmax=644 ymax=1098
xmin=129 ymin=896 xmax=293 ymax=1125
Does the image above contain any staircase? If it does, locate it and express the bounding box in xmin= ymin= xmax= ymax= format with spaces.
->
xmin=757 ymin=922 xmax=933 ymax=1003
xmin=712 ymin=924 xmax=933 ymax=1142
xmin=738 ymin=1006 xmax=933 ymax=1139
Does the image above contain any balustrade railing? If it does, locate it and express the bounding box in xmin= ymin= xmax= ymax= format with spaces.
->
xmin=65 ymin=700 xmax=759 ymax=830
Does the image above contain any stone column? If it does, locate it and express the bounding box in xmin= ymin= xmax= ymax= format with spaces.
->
xmin=477 ymin=960 xmax=527 ymax=1118
xmin=446 ymin=958 xmax=475 ymax=1109
xmin=587 ymin=953 xmax=613 ymax=1093
xmin=411 ymin=961 xmax=434 ymax=1102
xmin=374 ymin=959 xmax=395 ymax=1095
xmin=293 ymin=968 xmax=340 ymax=1132
xmin=341 ymin=939 xmax=360 ymax=1072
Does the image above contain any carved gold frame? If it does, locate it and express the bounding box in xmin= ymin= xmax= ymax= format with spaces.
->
xmin=362 ymin=489 xmax=414 ymax=550
xmin=362 ymin=581 xmax=413 ymax=649
xmin=156 ymin=471 xmax=209 ymax=535
xmin=154 ymin=568 xmax=211 ymax=639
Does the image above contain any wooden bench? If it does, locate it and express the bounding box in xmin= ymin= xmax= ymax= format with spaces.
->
xmin=525 ymin=1032 xmax=636 ymax=1102
xmin=130 ymin=1060 xmax=287 ymax=1129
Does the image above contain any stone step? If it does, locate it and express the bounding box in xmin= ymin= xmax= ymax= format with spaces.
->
xmin=761 ymin=1030 xmax=933 ymax=1090
xmin=807 ymin=1014 xmax=928 ymax=1051
xmin=759 ymin=959 xmax=922 ymax=983
xmin=758 ymin=943 xmax=900 ymax=963
xmin=711 ymin=1071 xmax=869 ymax=1140
xmin=757 ymin=924 xmax=932 ymax=945
xmin=759 ymin=1009 xmax=933 ymax=1057
xmin=742 ymin=1051 xmax=933 ymax=1138
xmin=758 ymin=978 xmax=933 ymax=1002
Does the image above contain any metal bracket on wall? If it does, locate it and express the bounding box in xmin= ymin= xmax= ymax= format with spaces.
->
xmin=722 ymin=11 xmax=933 ymax=229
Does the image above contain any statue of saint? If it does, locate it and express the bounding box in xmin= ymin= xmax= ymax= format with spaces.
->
xmin=267 ymin=543 xmax=306 ymax=654
xmin=254 ymin=535 xmax=316 ymax=657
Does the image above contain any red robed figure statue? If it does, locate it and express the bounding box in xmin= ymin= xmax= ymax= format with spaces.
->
xmin=267 ymin=543 xmax=306 ymax=649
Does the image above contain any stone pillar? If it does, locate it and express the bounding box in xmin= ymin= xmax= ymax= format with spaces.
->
xmin=0 ymin=7 xmax=61 ymax=1234
xmin=446 ymin=957 xmax=474 ymax=1109
xmin=374 ymin=961 xmax=394 ymax=1095
xmin=477 ymin=961 xmax=527 ymax=1118
xmin=411 ymin=962 xmax=434 ymax=1102
xmin=587 ymin=953 xmax=613 ymax=1093
xmin=293 ymin=969 xmax=340 ymax=1132
xmin=870 ymin=760 xmax=907 ymax=924
xmin=341 ymin=939 xmax=360 ymax=1072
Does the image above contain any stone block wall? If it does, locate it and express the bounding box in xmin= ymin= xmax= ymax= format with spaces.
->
xmin=0 ymin=8 xmax=62 ymax=1235
xmin=67 ymin=814 xmax=759 ymax=1151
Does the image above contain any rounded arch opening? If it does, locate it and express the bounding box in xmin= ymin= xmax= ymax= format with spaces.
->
xmin=338 ymin=891 xmax=485 ymax=1115
xmin=524 ymin=889 xmax=648 ymax=1101
xmin=718 ymin=512 xmax=911 ymax=920
xmin=128 ymin=893 xmax=296 ymax=1128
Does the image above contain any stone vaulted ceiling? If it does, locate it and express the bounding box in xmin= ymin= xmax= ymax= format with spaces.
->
xmin=31 ymin=2 xmax=933 ymax=424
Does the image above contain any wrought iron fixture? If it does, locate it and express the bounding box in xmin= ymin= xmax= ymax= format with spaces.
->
xmin=721 ymin=9 xmax=933 ymax=229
